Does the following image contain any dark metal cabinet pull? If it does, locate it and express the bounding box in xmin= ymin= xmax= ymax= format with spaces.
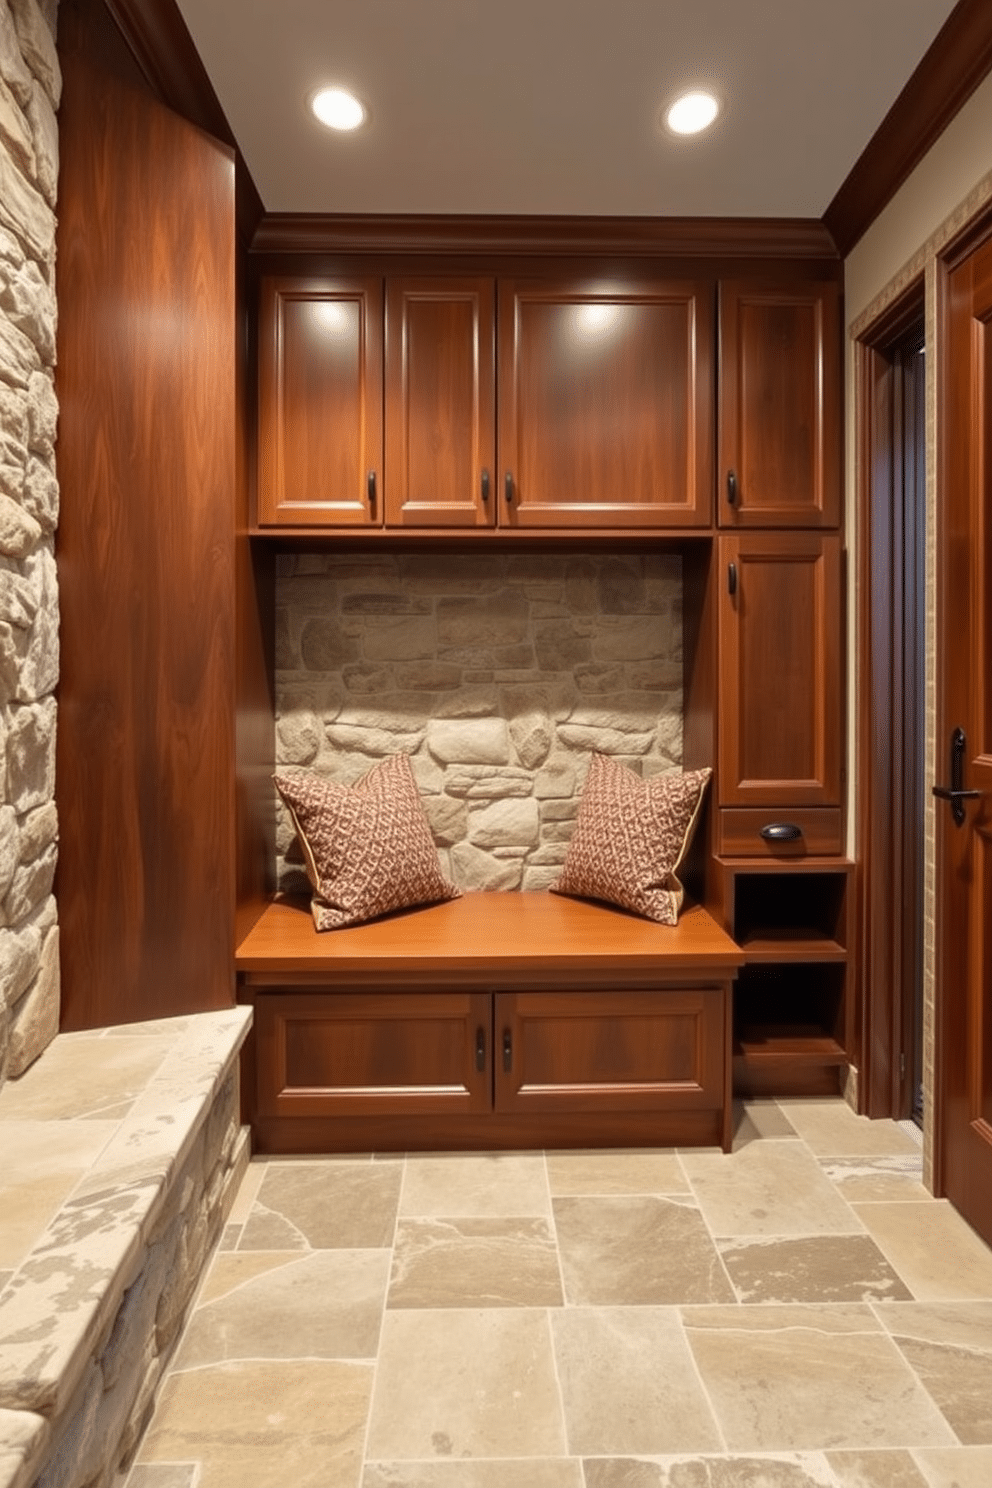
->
xmin=504 ymin=471 xmax=513 ymax=504
xmin=481 ymin=468 xmax=490 ymax=502
xmin=367 ymin=470 xmax=377 ymax=506
xmin=933 ymin=725 xmax=982 ymax=826
xmin=727 ymin=469 xmax=738 ymax=505
xmin=475 ymin=1026 xmax=486 ymax=1072
xmin=502 ymin=1029 xmax=512 ymax=1072
xmin=728 ymin=562 xmax=737 ymax=596
xmin=760 ymin=822 xmax=803 ymax=843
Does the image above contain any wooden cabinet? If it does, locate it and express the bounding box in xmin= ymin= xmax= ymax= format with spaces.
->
xmin=717 ymin=532 xmax=843 ymax=849
xmin=256 ymin=271 xmax=714 ymax=531
xmin=384 ymin=276 xmax=496 ymax=528
xmin=498 ymin=278 xmax=714 ymax=528
xmin=718 ymin=280 xmax=840 ymax=528
xmin=258 ymin=276 xmax=383 ymax=527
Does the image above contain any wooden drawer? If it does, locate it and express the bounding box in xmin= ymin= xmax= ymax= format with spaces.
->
xmin=717 ymin=807 xmax=843 ymax=857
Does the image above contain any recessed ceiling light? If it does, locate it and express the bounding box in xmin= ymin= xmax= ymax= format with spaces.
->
xmin=665 ymin=91 xmax=720 ymax=136
xmin=311 ymin=87 xmax=366 ymax=132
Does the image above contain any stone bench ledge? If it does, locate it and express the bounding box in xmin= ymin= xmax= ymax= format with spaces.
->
xmin=0 ymin=1006 xmax=252 ymax=1488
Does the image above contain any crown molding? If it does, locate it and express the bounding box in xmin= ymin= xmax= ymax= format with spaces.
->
xmin=824 ymin=0 xmax=992 ymax=257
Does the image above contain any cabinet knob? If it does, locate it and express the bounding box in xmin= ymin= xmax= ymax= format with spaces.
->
xmin=367 ymin=470 xmax=377 ymax=507
xmin=475 ymin=1025 xmax=486 ymax=1072
xmin=502 ymin=1028 xmax=512 ymax=1072
xmin=759 ymin=822 xmax=803 ymax=843
xmin=504 ymin=471 xmax=514 ymax=504
xmin=727 ymin=470 xmax=738 ymax=505
xmin=481 ymin=468 xmax=490 ymax=502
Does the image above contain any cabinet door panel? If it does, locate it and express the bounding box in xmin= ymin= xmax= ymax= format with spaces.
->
xmin=258 ymin=276 xmax=383 ymax=526
xmin=494 ymin=989 xmax=727 ymax=1114
xmin=499 ymin=279 xmax=714 ymax=528
xmin=719 ymin=533 xmax=842 ymax=807
xmin=255 ymin=990 xmax=492 ymax=1117
xmin=385 ymin=278 xmax=495 ymax=526
xmin=719 ymin=280 xmax=840 ymax=527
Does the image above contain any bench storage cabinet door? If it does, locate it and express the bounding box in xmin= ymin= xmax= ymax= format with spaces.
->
xmin=254 ymin=990 xmax=493 ymax=1119
xmin=493 ymin=989 xmax=727 ymax=1115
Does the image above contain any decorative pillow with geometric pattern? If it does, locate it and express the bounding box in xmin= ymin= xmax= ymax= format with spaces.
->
xmin=550 ymin=753 xmax=712 ymax=924
xmin=273 ymin=753 xmax=461 ymax=931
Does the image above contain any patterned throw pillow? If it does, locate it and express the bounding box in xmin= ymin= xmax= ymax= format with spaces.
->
xmin=551 ymin=753 xmax=712 ymax=924
xmin=273 ymin=753 xmax=460 ymax=931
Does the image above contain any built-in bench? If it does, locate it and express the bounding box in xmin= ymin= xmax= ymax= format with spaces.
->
xmin=236 ymin=891 xmax=744 ymax=1154
xmin=0 ymin=1007 xmax=252 ymax=1488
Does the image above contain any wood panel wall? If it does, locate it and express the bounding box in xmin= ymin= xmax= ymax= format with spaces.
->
xmin=55 ymin=0 xmax=238 ymax=1026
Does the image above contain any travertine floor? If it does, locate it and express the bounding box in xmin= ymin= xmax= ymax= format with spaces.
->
xmin=126 ymin=1100 xmax=992 ymax=1488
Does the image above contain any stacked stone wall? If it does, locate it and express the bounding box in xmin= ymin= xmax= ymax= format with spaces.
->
xmin=275 ymin=552 xmax=684 ymax=892
xmin=0 ymin=0 xmax=60 ymax=1093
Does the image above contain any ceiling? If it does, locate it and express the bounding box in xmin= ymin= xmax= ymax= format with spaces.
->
xmin=174 ymin=0 xmax=958 ymax=220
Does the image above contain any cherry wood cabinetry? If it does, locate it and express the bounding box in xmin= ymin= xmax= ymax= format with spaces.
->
xmin=258 ymin=275 xmax=384 ymax=526
xmin=497 ymin=278 xmax=714 ymax=528
xmin=718 ymin=280 xmax=840 ymax=528
xmin=384 ymin=276 xmax=496 ymax=527
xmin=717 ymin=531 xmax=843 ymax=839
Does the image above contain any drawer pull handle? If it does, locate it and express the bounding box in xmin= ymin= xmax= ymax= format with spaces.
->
xmin=367 ymin=470 xmax=377 ymax=507
xmin=504 ymin=471 xmax=514 ymax=504
xmin=727 ymin=469 xmax=738 ymax=505
xmin=728 ymin=562 xmax=737 ymax=596
xmin=481 ymin=468 xmax=490 ymax=502
xmin=475 ymin=1026 xmax=486 ymax=1072
xmin=502 ymin=1029 xmax=512 ymax=1072
xmin=760 ymin=822 xmax=803 ymax=843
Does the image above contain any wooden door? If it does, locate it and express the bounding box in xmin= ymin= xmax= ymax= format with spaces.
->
xmin=718 ymin=532 xmax=842 ymax=809
xmin=719 ymin=280 xmax=840 ymax=527
xmin=493 ymin=989 xmax=728 ymax=1117
xmin=498 ymin=278 xmax=714 ymax=528
xmin=384 ymin=277 xmax=496 ymax=526
xmin=257 ymin=275 xmax=383 ymax=526
xmin=935 ymin=232 xmax=992 ymax=1245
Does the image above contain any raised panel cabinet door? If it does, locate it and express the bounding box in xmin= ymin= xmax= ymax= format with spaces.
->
xmin=254 ymin=990 xmax=493 ymax=1118
xmin=718 ymin=532 xmax=842 ymax=807
xmin=493 ymin=989 xmax=728 ymax=1115
xmin=257 ymin=275 xmax=384 ymax=526
xmin=498 ymin=278 xmax=715 ymax=528
xmin=384 ymin=277 xmax=496 ymax=526
xmin=719 ymin=280 xmax=841 ymax=527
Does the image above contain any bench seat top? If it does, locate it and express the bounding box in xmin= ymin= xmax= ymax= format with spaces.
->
xmin=236 ymin=891 xmax=744 ymax=983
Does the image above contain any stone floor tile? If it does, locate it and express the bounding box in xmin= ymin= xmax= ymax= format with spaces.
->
xmin=366 ymin=1308 xmax=566 ymax=1460
xmin=554 ymin=1196 xmax=734 ymax=1305
xmin=388 ymin=1217 xmax=563 ymax=1308
xmin=551 ymin=1307 xmax=722 ymax=1455
xmin=876 ymin=1303 xmax=992 ymax=1445
xmin=137 ymin=1359 xmax=372 ymax=1488
xmin=819 ymin=1157 xmax=928 ymax=1204
xmin=240 ymin=1160 xmax=402 ymax=1250
xmin=682 ymin=1305 xmax=956 ymax=1452
xmin=362 ymin=1462 xmax=583 ymax=1487
xmin=224 ymin=1158 xmax=266 ymax=1225
xmin=545 ymin=1150 xmax=689 ymax=1196
xmin=776 ymin=1101 xmax=921 ymax=1158
xmin=195 ymin=1251 xmax=307 ymax=1307
xmin=125 ymin=1467 xmax=199 ymax=1488
xmin=853 ymin=1202 xmax=992 ymax=1301
xmin=399 ymin=1153 xmax=551 ymax=1218
xmin=172 ymin=1250 xmax=389 ymax=1367
xmin=912 ymin=1446 xmax=992 ymax=1487
xmin=582 ymin=1454 xmax=837 ymax=1487
xmin=680 ymin=1139 xmax=862 ymax=1238
xmin=0 ymin=1120 xmax=117 ymax=1269
xmin=826 ymin=1448 xmax=931 ymax=1487
xmin=731 ymin=1099 xmax=800 ymax=1150
xmin=0 ymin=1274 xmax=10 ymax=1300
xmin=0 ymin=1036 xmax=171 ymax=1121
xmin=0 ymin=1407 xmax=48 ymax=1488
xmin=718 ymin=1234 xmax=912 ymax=1304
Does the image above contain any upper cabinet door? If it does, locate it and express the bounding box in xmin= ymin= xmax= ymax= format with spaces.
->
xmin=718 ymin=280 xmax=840 ymax=528
xmin=257 ymin=276 xmax=384 ymax=527
xmin=384 ymin=278 xmax=496 ymax=528
xmin=498 ymin=279 xmax=715 ymax=529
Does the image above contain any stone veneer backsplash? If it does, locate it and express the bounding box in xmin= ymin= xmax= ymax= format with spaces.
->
xmin=0 ymin=0 xmax=60 ymax=1093
xmin=275 ymin=552 xmax=683 ymax=893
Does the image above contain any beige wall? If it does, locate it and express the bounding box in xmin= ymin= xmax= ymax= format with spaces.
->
xmin=844 ymin=68 xmax=992 ymax=1183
